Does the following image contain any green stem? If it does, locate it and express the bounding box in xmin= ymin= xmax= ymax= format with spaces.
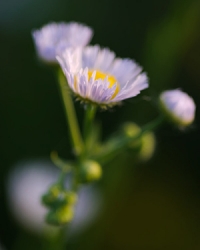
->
xmin=82 ymin=104 xmax=97 ymax=156
xmin=57 ymin=70 xmax=84 ymax=155
xmin=50 ymin=151 xmax=73 ymax=173
xmin=96 ymin=115 xmax=164 ymax=164
xmin=57 ymin=171 xmax=66 ymax=189
xmin=42 ymin=227 xmax=67 ymax=250
xmin=140 ymin=115 xmax=164 ymax=134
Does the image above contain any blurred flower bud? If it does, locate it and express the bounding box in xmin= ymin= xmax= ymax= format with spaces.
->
xmin=46 ymin=205 xmax=74 ymax=226
xmin=42 ymin=184 xmax=63 ymax=207
xmin=123 ymin=123 xmax=156 ymax=161
xmin=159 ymin=89 xmax=196 ymax=127
xmin=65 ymin=191 xmax=78 ymax=205
xmin=138 ymin=132 xmax=156 ymax=162
xmin=7 ymin=159 xmax=102 ymax=234
xmin=42 ymin=185 xmax=77 ymax=209
xmin=78 ymin=160 xmax=102 ymax=183
xmin=123 ymin=122 xmax=142 ymax=150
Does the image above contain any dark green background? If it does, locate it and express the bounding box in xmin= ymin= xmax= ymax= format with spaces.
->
xmin=1 ymin=0 xmax=200 ymax=249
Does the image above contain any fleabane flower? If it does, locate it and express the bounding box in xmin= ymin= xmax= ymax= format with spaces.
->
xmin=159 ymin=89 xmax=196 ymax=127
xmin=32 ymin=22 xmax=93 ymax=63
xmin=56 ymin=45 xmax=148 ymax=107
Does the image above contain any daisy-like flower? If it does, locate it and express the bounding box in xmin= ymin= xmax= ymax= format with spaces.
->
xmin=32 ymin=22 xmax=93 ymax=63
xmin=56 ymin=45 xmax=148 ymax=107
xmin=159 ymin=89 xmax=196 ymax=127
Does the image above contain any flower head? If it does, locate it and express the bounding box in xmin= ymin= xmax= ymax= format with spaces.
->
xmin=32 ymin=22 xmax=93 ymax=63
xmin=56 ymin=45 xmax=148 ymax=107
xmin=159 ymin=89 xmax=196 ymax=127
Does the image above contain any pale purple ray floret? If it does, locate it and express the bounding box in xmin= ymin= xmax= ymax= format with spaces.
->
xmin=32 ymin=22 xmax=93 ymax=63
xmin=160 ymin=89 xmax=195 ymax=126
xmin=56 ymin=45 xmax=149 ymax=106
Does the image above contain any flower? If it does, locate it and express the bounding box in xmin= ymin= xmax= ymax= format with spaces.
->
xmin=56 ymin=45 xmax=148 ymax=107
xmin=32 ymin=22 xmax=93 ymax=63
xmin=159 ymin=89 xmax=196 ymax=127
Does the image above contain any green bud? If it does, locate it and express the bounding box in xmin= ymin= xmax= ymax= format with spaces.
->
xmin=123 ymin=123 xmax=141 ymax=149
xmin=46 ymin=205 xmax=74 ymax=226
xmin=138 ymin=132 xmax=156 ymax=162
xmin=63 ymin=191 xmax=78 ymax=205
xmin=78 ymin=160 xmax=102 ymax=183
xmin=42 ymin=184 xmax=63 ymax=207
xmin=42 ymin=184 xmax=77 ymax=209
xmin=43 ymin=187 xmax=78 ymax=226
xmin=123 ymin=122 xmax=156 ymax=161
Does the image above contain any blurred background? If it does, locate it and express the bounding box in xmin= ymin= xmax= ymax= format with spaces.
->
xmin=1 ymin=0 xmax=200 ymax=249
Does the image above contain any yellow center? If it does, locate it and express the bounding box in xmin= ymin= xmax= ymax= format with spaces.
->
xmin=88 ymin=70 xmax=120 ymax=100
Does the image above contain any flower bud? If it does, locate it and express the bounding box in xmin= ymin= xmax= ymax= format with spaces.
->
xmin=42 ymin=184 xmax=62 ymax=207
xmin=159 ymin=89 xmax=195 ymax=127
xmin=138 ymin=132 xmax=156 ymax=162
xmin=42 ymin=185 xmax=77 ymax=209
xmin=46 ymin=205 xmax=74 ymax=226
xmin=123 ymin=122 xmax=156 ymax=161
xmin=64 ymin=191 xmax=78 ymax=205
xmin=123 ymin=123 xmax=141 ymax=148
xmin=44 ymin=191 xmax=77 ymax=226
xmin=78 ymin=160 xmax=102 ymax=183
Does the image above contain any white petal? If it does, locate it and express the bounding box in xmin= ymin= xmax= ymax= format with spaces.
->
xmin=91 ymin=80 xmax=115 ymax=103
xmin=82 ymin=46 xmax=116 ymax=72
xmin=32 ymin=22 xmax=93 ymax=63
xmin=93 ymin=47 xmax=116 ymax=71
xmin=57 ymin=45 xmax=149 ymax=105
xmin=82 ymin=46 xmax=99 ymax=69
xmin=113 ymin=73 xmax=148 ymax=101
xmin=57 ymin=47 xmax=82 ymax=74
xmin=110 ymin=58 xmax=142 ymax=86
